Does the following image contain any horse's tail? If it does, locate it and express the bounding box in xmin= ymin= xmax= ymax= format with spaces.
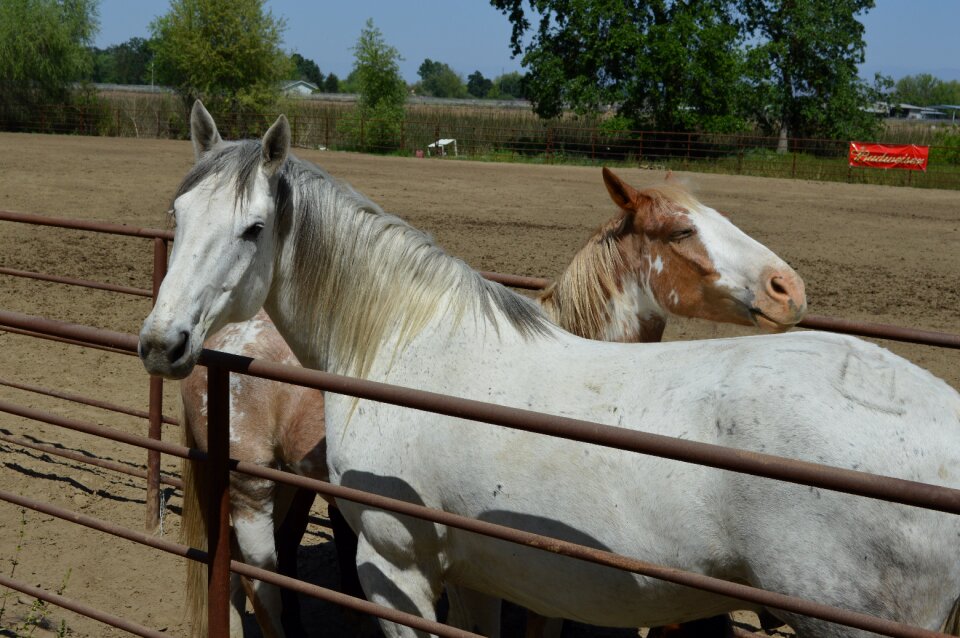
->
xmin=179 ymin=393 xmax=209 ymax=638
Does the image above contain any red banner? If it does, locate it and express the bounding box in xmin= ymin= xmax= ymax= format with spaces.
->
xmin=848 ymin=142 xmax=929 ymax=171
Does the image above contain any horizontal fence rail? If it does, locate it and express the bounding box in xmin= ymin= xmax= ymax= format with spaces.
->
xmin=1 ymin=211 xmax=956 ymax=350
xmin=0 ymin=212 xmax=957 ymax=635
xmin=0 ymin=309 xmax=956 ymax=637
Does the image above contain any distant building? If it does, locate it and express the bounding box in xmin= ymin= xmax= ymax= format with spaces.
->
xmin=281 ymin=80 xmax=319 ymax=96
xmin=929 ymin=105 xmax=960 ymax=123
xmin=890 ymin=103 xmax=947 ymax=120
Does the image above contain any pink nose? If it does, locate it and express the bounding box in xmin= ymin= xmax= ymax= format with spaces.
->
xmin=757 ymin=267 xmax=807 ymax=329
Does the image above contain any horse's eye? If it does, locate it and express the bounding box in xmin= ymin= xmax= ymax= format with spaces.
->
xmin=669 ymin=228 xmax=695 ymax=242
xmin=242 ymin=222 xmax=265 ymax=241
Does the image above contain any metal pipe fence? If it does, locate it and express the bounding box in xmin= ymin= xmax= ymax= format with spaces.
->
xmin=0 ymin=210 xmax=958 ymax=636
xmin=0 ymin=309 xmax=956 ymax=637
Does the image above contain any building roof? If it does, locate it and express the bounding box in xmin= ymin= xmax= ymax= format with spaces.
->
xmin=281 ymin=80 xmax=319 ymax=91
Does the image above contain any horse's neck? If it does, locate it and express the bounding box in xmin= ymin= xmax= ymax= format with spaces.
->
xmin=265 ymin=182 xmax=546 ymax=377
xmin=538 ymin=235 xmax=667 ymax=343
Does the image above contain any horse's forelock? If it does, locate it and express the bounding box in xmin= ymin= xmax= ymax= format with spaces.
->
xmin=172 ymin=140 xmax=264 ymax=209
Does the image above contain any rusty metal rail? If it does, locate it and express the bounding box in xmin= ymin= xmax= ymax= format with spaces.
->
xmin=2 ymin=309 xmax=960 ymax=637
xmin=1 ymin=210 xmax=958 ymax=636
xmin=0 ymin=431 xmax=182 ymax=490
xmin=0 ymin=377 xmax=178 ymax=425
xmin=3 ymin=309 xmax=959 ymax=517
xmin=477 ymin=270 xmax=960 ymax=349
xmin=0 ymin=266 xmax=152 ymax=297
xmin=0 ymin=487 xmax=484 ymax=638
xmin=0 ymin=210 xmax=956 ymax=349
xmin=0 ymin=574 xmax=169 ymax=638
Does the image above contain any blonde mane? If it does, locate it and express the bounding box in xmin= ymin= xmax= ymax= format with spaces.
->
xmin=538 ymin=184 xmax=703 ymax=340
xmin=277 ymin=155 xmax=551 ymax=378
xmin=538 ymin=213 xmax=630 ymax=340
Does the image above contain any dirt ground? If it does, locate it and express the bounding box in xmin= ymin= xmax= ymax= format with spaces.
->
xmin=0 ymin=132 xmax=957 ymax=637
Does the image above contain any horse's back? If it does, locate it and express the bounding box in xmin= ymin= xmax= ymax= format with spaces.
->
xmin=328 ymin=326 xmax=960 ymax=629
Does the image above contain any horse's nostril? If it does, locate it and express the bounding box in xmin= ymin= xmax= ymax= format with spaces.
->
xmin=168 ymin=331 xmax=189 ymax=363
xmin=770 ymin=276 xmax=788 ymax=297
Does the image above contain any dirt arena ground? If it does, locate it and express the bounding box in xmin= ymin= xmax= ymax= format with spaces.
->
xmin=0 ymin=132 xmax=957 ymax=637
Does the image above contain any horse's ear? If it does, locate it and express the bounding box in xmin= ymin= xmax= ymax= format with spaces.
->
xmin=261 ymin=114 xmax=290 ymax=176
xmin=190 ymin=100 xmax=221 ymax=161
xmin=602 ymin=167 xmax=640 ymax=210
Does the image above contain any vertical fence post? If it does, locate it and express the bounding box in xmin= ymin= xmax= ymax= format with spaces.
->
xmin=400 ymin=120 xmax=406 ymax=154
xmin=360 ymin=116 xmax=365 ymax=152
xmin=325 ymin=116 xmax=330 ymax=150
xmin=546 ymin=126 xmax=554 ymax=162
xmin=145 ymin=237 xmax=168 ymax=533
xmin=206 ymin=365 xmax=231 ymax=638
xmin=737 ymin=136 xmax=744 ymax=175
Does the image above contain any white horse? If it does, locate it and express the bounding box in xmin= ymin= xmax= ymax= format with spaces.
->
xmin=140 ymin=103 xmax=960 ymax=638
xmin=176 ymin=167 xmax=806 ymax=637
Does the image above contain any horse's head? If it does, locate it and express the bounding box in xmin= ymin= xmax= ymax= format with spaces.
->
xmin=601 ymin=167 xmax=806 ymax=332
xmin=139 ymin=101 xmax=291 ymax=379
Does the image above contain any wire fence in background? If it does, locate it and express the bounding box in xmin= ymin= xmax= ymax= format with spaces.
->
xmin=3 ymin=99 xmax=959 ymax=190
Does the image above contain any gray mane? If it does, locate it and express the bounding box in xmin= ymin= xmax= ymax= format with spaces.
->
xmin=178 ymin=139 xmax=552 ymax=376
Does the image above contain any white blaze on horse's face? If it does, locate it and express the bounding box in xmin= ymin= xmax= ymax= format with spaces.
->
xmin=138 ymin=101 xmax=290 ymax=379
xmin=602 ymin=168 xmax=806 ymax=332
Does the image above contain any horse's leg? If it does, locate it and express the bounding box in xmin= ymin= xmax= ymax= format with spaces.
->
xmin=232 ymin=477 xmax=286 ymax=638
xmin=525 ymin=612 xmax=563 ymax=638
xmin=445 ymin=585 xmax=501 ymax=637
xmin=327 ymin=504 xmax=383 ymax=636
xmin=274 ymin=487 xmax=315 ymax=638
xmin=228 ymin=573 xmax=246 ymax=638
xmin=355 ymin=532 xmax=440 ymax=638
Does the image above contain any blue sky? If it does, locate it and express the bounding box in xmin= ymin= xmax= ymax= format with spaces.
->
xmin=94 ymin=1 xmax=960 ymax=83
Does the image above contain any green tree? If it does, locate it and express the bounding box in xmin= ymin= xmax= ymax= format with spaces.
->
xmin=467 ymin=70 xmax=493 ymax=98
xmin=91 ymin=37 xmax=153 ymax=84
xmin=417 ymin=59 xmax=467 ymax=98
xmin=892 ymin=73 xmax=960 ymax=106
xmin=741 ymin=0 xmax=881 ymax=145
xmin=491 ymin=71 xmax=526 ymax=99
xmin=0 ymin=0 xmax=99 ymax=124
xmin=490 ymin=0 xmax=746 ymax=132
xmin=291 ymin=52 xmax=323 ymax=87
xmin=150 ymin=0 xmax=291 ymax=122
xmin=323 ymin=72 xmax=340 ymax=93
xmin=344 ymin=18 xmax=406 ymax=150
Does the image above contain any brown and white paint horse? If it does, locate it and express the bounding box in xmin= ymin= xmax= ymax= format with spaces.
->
xmin=177 ymin=168 xmax=806 ymax=638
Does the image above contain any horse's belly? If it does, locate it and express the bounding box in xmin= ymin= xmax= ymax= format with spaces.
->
xmin=445 ymin=528 xmax=745 ymax=626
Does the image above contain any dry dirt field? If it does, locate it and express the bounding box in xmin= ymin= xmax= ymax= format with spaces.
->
xmin=0 ymin=132 xmax=957 ymax=637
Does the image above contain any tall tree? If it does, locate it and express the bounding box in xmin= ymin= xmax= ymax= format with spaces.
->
xmin=740 ymin=0 xmax=880 ymax=144
xmin=0 ymin=0 xmax=99 ymax=122
xmin=467 ymin=70 xmax=493 ymax=98
xmin=290 ymin=52 xmax=323 ymax=87
xmin=490 ymin=0 xmax=746 ymax=131
xmin=347 ymin=18 xmax=406 ymax=149
xmin=323 ymin=72 xmax=340 ymax=93
xmin=150 ymin=0 xmax=291 ymax=114
xmin=417 ymin=59 xmax=467 ymax=98
xmin=91 ymin=37 xmax=153 ymax=84
xmin=492 ymin=71 xmax=527 ymax=99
